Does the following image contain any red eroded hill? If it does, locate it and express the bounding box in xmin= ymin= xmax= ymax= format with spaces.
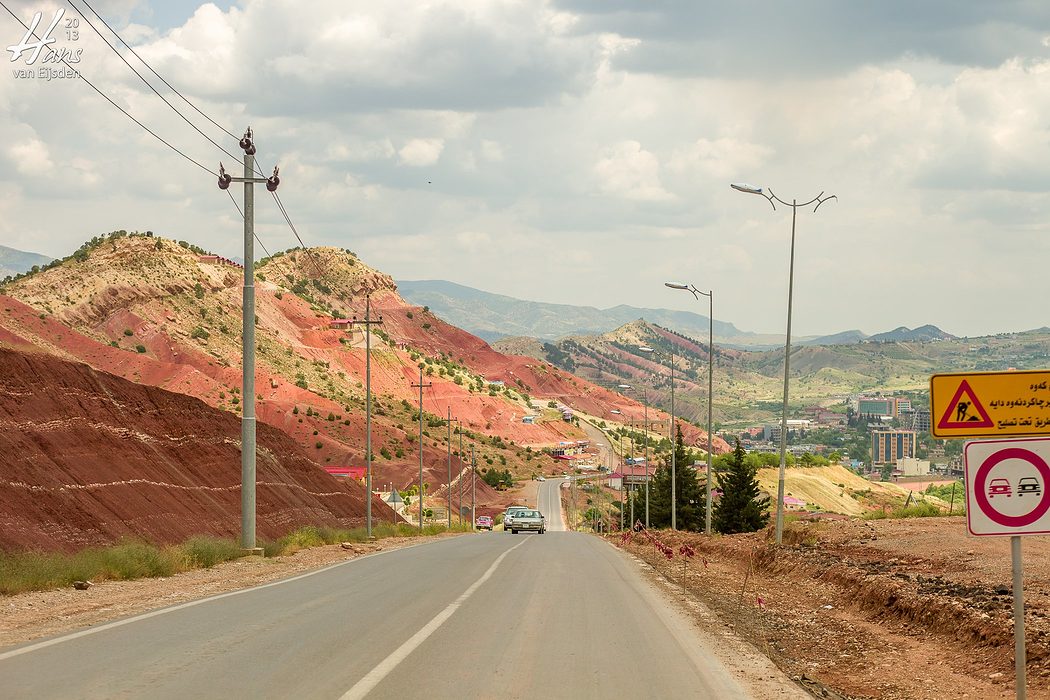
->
xmin=0 ymin=235 xmax=721 ymax=523
xmin=0 ymin=347 xmax=395 ymax=552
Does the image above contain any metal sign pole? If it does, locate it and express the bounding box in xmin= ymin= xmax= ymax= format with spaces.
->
xmin=1013 ymin=535 xmax=1027 ymax=700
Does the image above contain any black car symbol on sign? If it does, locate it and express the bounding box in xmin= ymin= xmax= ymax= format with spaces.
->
xmin=1018 ymin=477 xmax=1041 ymax=497
xmin=988 ymin=478 xmax=1012 ymax=498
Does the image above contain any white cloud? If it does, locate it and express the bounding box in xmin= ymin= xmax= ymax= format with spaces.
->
xmin=398 ymin=138 xmax=445 ymax=167
xmin=593 ymin=140 xmax=674 ymax=201
xmin=668 ymin=137 xmax=773 ymax=180
xmin=7 ymin=138 xmax=53 ymax=175
xmin=3 ymin=2 xmax=1050 ymax=337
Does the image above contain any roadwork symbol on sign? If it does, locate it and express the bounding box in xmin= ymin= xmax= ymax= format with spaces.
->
xmin=930 ymin=369 xmax=1050 ymax=438
xmin=937 ymin=380 xmax=993 ymax=431
xmin=964 ymin=438 xmax=1050 ymax=536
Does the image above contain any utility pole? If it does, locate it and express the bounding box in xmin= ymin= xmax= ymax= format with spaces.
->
xmin=629 ymin=424 xmax=635 ymax=527
xmin=571 ymin=474 xmax=576 ymax=530
xmin=470 ymin=444 xmax=477 ymax=528
xmin=457 ymin=426 xmax=465 ymax=523
xmin=411 ymin=367 xmax=432 ymax=531
xmin=217 ymin=127 xmax=278 ymax=553
xmin=446 ymin=408 xmax=459 ymax=529
xmin=643 ymin=391 xmax=650 ymax=528
xmin=352 ymin=295 xmax=382 ymax=538
xmin=619 ymin=432 xmax=625 ymax=531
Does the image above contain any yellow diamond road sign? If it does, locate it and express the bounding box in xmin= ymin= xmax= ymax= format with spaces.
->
xmin=930 ymin=370 xmax=1050 ymax=438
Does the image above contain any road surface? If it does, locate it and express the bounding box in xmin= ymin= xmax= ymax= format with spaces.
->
xmin=1 ymin=485 xmax=803 ymax=699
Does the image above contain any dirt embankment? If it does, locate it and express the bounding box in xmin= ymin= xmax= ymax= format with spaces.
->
xmin=0 ymin=348 xmax=394 ymax=552
xmin=614 ymin=518 xmax=1050 ymax=700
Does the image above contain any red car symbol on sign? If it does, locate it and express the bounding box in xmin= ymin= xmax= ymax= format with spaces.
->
xmin=1018 ymin=477 xmax=1042 ymax=497
xmin=988 ymin=478 xmax=1012 ymax=498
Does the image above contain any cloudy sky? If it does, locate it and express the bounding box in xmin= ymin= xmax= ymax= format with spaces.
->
xmin=3 ymin=1 xmax=1050 ymax=338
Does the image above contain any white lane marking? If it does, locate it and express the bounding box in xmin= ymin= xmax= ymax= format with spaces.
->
xmin=0 ymin=539 xmax=443 ymax=662
xmin=340 ymin=537 xmax=530 ymax=700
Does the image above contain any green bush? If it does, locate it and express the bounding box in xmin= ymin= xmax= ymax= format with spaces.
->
xmin=135 ymin=345 xmax=146 ymax=353
xmin=191 ymin=326 xmax=210 ymax=340
xmin=183 ymin=537 xmax=243 ymax=568
xmin=123 ymin=328 xmax=133 ymax=336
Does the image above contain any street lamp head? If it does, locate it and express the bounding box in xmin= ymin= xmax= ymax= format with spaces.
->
xmin=664 ymin=282 xmax=690 ymax=290
xmin=610 ymin=409 xmax=622 ymax=415
xmin=731 ymin=182 xmax=764 ymax=195
xmin=618 ymin=384 xmax=632 ymax=390
xmin=638 ymin=346 xmax=655 ymax=353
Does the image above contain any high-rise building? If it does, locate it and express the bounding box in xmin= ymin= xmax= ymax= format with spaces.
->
xmin=872 ymin=429 xmax=916 ymax=464
xmin=912 ymin=408 xmax=930 ymax=432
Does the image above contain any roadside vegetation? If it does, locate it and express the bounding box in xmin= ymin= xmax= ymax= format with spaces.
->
xmin=0 ymin=524 xmax=469 ymax=596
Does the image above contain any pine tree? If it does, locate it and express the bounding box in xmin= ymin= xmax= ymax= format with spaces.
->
xmin=646 ymin=424 xmax=705 ymax=531
xmin=712 ymin=439 xmax=769 ymax=534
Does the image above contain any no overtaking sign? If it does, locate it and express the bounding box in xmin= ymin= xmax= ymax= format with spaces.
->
xmin=964 ymin=438 xmax=1050 ymax=536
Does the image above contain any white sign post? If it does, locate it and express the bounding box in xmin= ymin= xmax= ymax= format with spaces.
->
xmin=964 ymin=438 xmax=1050 ymax=700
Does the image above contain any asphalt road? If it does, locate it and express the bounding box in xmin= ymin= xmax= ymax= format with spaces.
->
xmin=1 ymin=489 xmax=799 ymax=699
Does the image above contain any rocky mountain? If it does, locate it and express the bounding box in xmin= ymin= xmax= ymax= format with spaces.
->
xmin=397 ymin=279 xmax=751 ymax=343
xmin=867 ymin=325 xmax=956 ymax=342
xmin=397 ymin=279 xmax=966 ymax=352
xmin=0 ymin=244 xmax=52 ymax=279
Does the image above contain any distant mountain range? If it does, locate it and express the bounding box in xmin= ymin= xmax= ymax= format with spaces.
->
xmin=397 ymin=279 xmax=956 ymax=348
xmin=0 ymin=245 xmax=52 ymax=279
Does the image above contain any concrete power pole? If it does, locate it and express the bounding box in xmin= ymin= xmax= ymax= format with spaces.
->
xmin=411 ymin=367 xmax=432 ymax=530
xmin=218 ymin=127 xmax=277 ymax=553
xmin=446 ymin=408 xmax=460 ymax=529
xmin=353 ymin=295 xmax=383 ymax=538
xmin=457 ymin=427 xmax=464 ymax=523
xmin=471 ymin=444 xmax=477 ymax=529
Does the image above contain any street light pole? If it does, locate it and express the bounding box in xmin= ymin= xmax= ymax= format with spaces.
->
xmin=665 ymin=282 xmax=715 ymax=535
xmin=643 ymin=389 xmax=650 ymax=528
xmin=732 ymin=183 xmax=836 ymax=545
xmin=670 ymin=343 xmax=676 ymax=530
xmin=470 ymin=444 xmax=477 ymax=528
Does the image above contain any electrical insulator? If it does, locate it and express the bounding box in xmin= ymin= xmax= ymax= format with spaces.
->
xmin=266 ymin=166 xmax=280 ymax=192
xmin=217 ymin=164 xmax=232 ymax=190
xmin=239 ymin=126 xmax=254 ymax=153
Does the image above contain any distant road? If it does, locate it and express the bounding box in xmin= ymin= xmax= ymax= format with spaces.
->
xmin=1 ymin=489 xmax=803 ymax=699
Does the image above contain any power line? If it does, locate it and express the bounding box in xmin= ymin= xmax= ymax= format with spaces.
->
xmin=0 ymin=1 xmax=217 ymax=177
xmin=271 ymin=191 xmax=327 ymax=278
xmin=71 ymin=1 xmax=330 ymax=278
xmin=76 ymin=0 xmax=240 ymax=142
xmin=6 ymin=2 xmax=325 ymax=280
xmin=66 ymin=0 xmax=244 ymax=165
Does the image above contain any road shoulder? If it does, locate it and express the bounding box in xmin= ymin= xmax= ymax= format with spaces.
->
xmin=606 ymin=538 xmax=811 ymax=700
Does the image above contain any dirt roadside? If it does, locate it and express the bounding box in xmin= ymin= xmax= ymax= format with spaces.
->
xmin=0 ymin=533 xmax=465 ymax=649
xmin=611 ymin=517 xmax=1050 ymax=700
